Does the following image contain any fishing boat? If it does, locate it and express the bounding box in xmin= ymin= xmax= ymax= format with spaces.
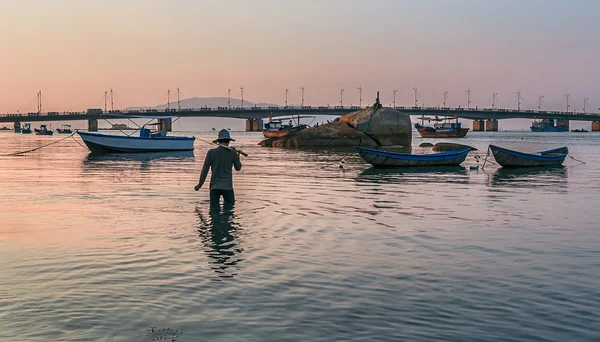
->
xmin=488 ymin=145 xmax=568 ymax=168
xmin=56 ymin=124 xmax=73 ymax=134
xmin=530 ymin=119 xmax=568 ymax=132
xmin=262 ymin=116 xmax=313 ymax=138
xmin=414 ymin=115 xmax=469 ymax=138
xmin=0 ymin=126 xmax=11 ymax=131
xmin=356 ymin=146 xmax=471 ymax=167
xmin=571 ymin=128 xmax=588 ymax=133
xmin=34 ymin=124 xmax=54 ymax=135
xmin=21 ymin=123 xmax=32 ymax=134
xmin=77 ymin=116 xmax=195 ymax=153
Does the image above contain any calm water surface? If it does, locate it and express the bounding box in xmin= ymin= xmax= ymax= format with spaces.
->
xmin=1 ymin=130 xmax=599 ymax=341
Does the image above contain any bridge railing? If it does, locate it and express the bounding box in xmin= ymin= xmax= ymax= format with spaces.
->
xmin=1 ymin=106 xmax=599 ymax=118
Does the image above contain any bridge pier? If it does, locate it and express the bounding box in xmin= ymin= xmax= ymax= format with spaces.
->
xmin=485 ymin=119 xmax=498 ymax=131
xmin=245 ymin=118 xmax=263 ymax=132
xmin=13 ymin=120 xmax=21 ymax=133
xmin=158 ymin=118 xmax=172 ymax=132
xmin=472 ymin=119 xmax=485 ymax=131
xmin=88 ymin=119 xmax=98 ymax=132
xmin=592 ymin=121 xmax=600 ymax=131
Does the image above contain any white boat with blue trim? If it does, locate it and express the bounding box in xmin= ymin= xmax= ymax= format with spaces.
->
xmin=77 ymin=116 xmax=195 ymax=153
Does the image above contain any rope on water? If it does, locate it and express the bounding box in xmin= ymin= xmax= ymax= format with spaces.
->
xmin=71 ymin=134 xmax=89 ymax=150
xmin=1 ymin=132 xmax=77 ymax=156
xmin=569 ymin=155 xmax=586 ymax=164
xmin=481 ymin=147 xmax=490 ymax=170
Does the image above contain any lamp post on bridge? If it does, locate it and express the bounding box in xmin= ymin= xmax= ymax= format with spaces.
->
xmin=413 ymin=87 xmax=418 ymax=107
xmin=177 ymin=87 xmax=180 ymax=111
xmin=393 ymin=89 xmax=397 ymax=108
xmin=241 ymin=86 xmax=244 ymax=108
xmin=516 ymin=91 xmax=521 ymax=111
xmin=492 ymin=92 xmax=498 ymax=109
xmin=110 ymin=89 xmax=114 ymax=111
xmin=340 ymin=88 xmax=344 ymax=108
xmin=538 ymin=95 xmax=544 ymax=110
xmin=565 ymin=93 xmax=570 ymax=112
xmin=358 ymin=86 xmax=362 ymax=108
xmin=443 ymin=91 xmax=448 ymax=108
xmin=104 ymin=91 xmax=108 ymax=112
xmin=300 ymin=86 xmax=305 ymax=107
xmin=167 ymin=89 xmax=171 ymax=111
xmin=228 ymin=89 xmax=231 ymax=109
xmin=584 ymin=97 xmax=589 ymax=113
xmin=465 ymin=88 xmax=471 ymax=109
xmin=285 ymin=88 xmax=289 ymax=108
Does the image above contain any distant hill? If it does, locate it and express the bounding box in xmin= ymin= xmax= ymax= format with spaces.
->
xmin=132 ymin=97 xmax=278 ymax=110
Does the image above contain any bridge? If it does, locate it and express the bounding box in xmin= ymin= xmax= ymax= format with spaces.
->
xmin=2 ymin=106 xmax=600 ymax=132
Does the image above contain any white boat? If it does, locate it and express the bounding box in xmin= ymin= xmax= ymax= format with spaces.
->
xmin=78 ymin=129 xmax=195 ymax=153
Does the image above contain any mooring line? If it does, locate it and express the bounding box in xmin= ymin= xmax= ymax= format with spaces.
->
xmin=568 ymin=155 xmax=586 ymax=164
xmin=71 ymin=134 xmax=89 ymax=151
xmin=1 ymin=132 xmax=77 ymax=156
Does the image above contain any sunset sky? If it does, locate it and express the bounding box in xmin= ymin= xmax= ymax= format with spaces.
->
xmin=1 ymin=0 xmax=599 ymax=114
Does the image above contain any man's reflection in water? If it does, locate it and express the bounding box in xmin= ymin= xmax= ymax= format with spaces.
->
xmin=196 ymin=203 xmax=243 ymax=279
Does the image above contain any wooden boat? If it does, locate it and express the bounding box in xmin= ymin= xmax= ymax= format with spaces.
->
xmin=489 ymin=145 xmax=568 ymax=168
xmin=56 ymin=124 xmax=73 ymax=134
xmin=78 ymin=130 xmax=194 ymax=153
xmin=415 ymin=115 xmax=469 ymax=138
xmin=34 ymin=124 xmax=53 ymax=135
xmin=356 ymin=146 xmax=471 ymax=167
xmin=262 ymin=116 xmax=313 ymax=138
xmin=21 ymin=123 xmax=32 ymax=134
xmin=77 ymin=117 xmax=194 ymax=154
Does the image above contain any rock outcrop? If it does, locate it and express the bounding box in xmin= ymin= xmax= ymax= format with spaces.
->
xmin=258 ymin=121 xmax=378 ymax=148
xmin=259 ymin=106 xmax=412 ymax=149
xmin=339 ymin=107 xmax=412 ymax=146
xmin=432 ymin=142 xmax=477 ymax=152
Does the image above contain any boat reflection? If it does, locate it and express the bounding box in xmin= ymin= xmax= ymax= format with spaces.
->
xmin=83 ymin=150 xmax=194 ymax=162
xmin=196 ymin=204 xmax=243 ymax=279
xmin=80 ymin=151 xmax=194 ymax=173
xmin=488 ymin=166 xmax=568 ymax=191
xmin=356 ymin=165 xmax=469 ymax=184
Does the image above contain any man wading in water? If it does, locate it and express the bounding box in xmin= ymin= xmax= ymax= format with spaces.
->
xmin=194 ymin=129 xmax=242 ymax=208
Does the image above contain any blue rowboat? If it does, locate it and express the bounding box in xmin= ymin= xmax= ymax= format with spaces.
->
xmin=489 ymin=145 xmax=568 ymax=168
xmin=356 ymin=146 xmax=471 ymax=167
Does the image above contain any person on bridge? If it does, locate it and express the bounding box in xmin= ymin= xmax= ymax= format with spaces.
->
xmin=194 ymin=129 xmax=242 ymax=209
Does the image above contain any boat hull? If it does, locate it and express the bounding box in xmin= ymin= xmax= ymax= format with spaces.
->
xmin=56 ymin=129 xmax=73 ymax=134
xmin=356 ymin=147 xmax=471 ymax=167
xmin=489 ymin=145 xmax=568 ymax=168
xmin=416 ymin=127 xmax=469 ymax=138
xmin=34 ymin=129 xmax=53 ymax=135
xmin=530 ymin=126 xmax=568 ymax=132
xmin=262 ymin=125 xmax=307 ymax=138
xmin=78 ymin=132 xmax=195 ymax=153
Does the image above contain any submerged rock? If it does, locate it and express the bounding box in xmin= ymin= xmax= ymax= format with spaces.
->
xmin=419 ymin=142 xmax=434 ymax=148
xmin=339 ymin=107 xmax=412 ymax=146
xmin=432 ymin=142 xmax=477 ymax=152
